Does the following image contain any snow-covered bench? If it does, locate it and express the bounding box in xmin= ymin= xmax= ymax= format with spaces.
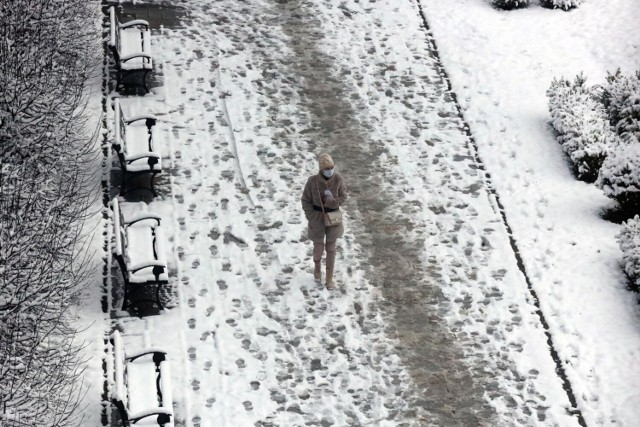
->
xmin=113 ymin=98 xmax=161 ymax=197
xmin=111 ymin=198 xmax=169 ymax=310
xmin=111 ymin=330 xmax=174 ymax=427
xmin=108 ymin=6 xmax=153 ymax=92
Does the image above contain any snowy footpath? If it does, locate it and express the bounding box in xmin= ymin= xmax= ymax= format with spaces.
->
xmin=76 ymin=0 xmax=640 ymax=426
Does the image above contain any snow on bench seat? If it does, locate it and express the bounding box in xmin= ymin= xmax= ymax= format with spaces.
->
xmin=125 ymin=225 xmax=168 ymax=284
xmin=111 ymin=331 xmax=174 ymax=427
xmin=111 ymin=198 xmax=169 ymax=309
xmin=118 ymin=27 xmax=153 ymax=71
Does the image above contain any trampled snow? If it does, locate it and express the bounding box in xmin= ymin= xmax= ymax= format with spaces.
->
xmin=73 ymin=0 xmax=640 ymax=426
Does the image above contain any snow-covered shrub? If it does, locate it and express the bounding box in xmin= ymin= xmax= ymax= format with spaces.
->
xmin=618 ymin=215 xmax=640 ymax=288
xmin=492 ymin=0 xmax=530 ymax=10
xmin=0 ymin=0 xmax=99 ymax=425
xmin=547 ymin=75 xmax=622 ymax=182
xmin=600 ymin=69 xmax=640 ymax=144
xmin=596 ymin=143 xmax=640 ymax=211
xmin=539 ymin=0 xmax=582 ymax=11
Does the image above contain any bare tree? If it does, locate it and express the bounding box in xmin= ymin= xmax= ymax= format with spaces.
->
xmin=0 ymin=0 xmax=100 ymax=425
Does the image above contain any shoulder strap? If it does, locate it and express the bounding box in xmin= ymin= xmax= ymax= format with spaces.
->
xmin=316 ymin=176 xmax=326 ymax=214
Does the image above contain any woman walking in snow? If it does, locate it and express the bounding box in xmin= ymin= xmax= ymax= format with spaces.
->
xmin=301 ymin=153 xmax=348 ymax=289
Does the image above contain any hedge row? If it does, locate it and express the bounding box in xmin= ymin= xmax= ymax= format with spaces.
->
xmin=492 ymin=0 xmax=581 ymax=10
xmin=618 ymin=215 xmax=640 ymax=291
xmin=547 ymin=70 xmax=640 ymax=288
xmin=547 ymin=75 xmax=622 ymax=182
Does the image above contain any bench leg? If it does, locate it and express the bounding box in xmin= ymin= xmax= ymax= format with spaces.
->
xmin=115 ymin=69 xmax=125 ymax=93
xmin=115 ymin=69 xmax=148 ymax=94
xmin=155 ymin=282 xmax=164 ymax=310
xmin=150 ymin=172 xmax=158 ymax=197
xmin=119 ymin=169 xmax=126 ymax=196
xmin=121 ymin=277 xmax=130 ymax=311
xmin=120 ymin=281 xmax=167 ymax=311
xmin=142 ymin=69 xmax=150 ymax=93
xmin=120 ymin=172 xmax=158 ymax=197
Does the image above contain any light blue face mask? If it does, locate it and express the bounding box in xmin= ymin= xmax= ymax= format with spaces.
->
xmin=322 ymin=169 xmax=334 ymax=178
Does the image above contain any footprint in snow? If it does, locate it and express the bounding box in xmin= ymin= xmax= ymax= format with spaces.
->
xmin=223 ymin=231 xmax=248 ymax=248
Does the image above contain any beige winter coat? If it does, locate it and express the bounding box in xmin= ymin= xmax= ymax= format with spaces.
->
xmin=301 ymin=172 xmax=348 ymax=243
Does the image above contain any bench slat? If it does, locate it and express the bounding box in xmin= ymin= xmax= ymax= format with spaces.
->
xmin=112 ymin=331 xmax=128 ymax=409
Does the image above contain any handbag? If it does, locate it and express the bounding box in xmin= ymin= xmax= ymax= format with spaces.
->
xmin=324 ymin=210 xmax=343 ymax=227
xmin=317 ymin=179 xmax=342 ymax=227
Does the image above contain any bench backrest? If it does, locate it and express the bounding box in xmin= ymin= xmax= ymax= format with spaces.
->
xmin=113 ymin=99 xmax=127 ymax=152
xmin=108 ymin=7 xmax=122 ymax=66
xmin=111 ymin=198 xmax=129 ymax=277
xmin=111 ymin=330 xmax=130 ymax=424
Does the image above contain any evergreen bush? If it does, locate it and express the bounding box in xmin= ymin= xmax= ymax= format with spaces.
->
xmin=600 ymin=69 xmax=640 ymax=144
xmin=596 ymin=143 xmax=640 ymax=212
xmin=618 ymin=215 xmax=640 ymax=288
xmin=492 ymin=0 xmax=530 ymax=10
xmin=547 ymin=75 xmax=621 ymax=182
xmin=539 ymin=0 xmax=582 ymax=11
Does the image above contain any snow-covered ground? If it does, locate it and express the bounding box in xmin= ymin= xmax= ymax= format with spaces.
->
xmin=74 ymin=0 xmax=640 ymax=426
xmin=420 ymin=0 xmax=640 ymax=425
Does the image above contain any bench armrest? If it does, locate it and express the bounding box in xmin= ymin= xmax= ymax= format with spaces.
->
xmin=119 ymin=19 xmax=149 ymax=30
xmin=126 ymin=115 xmax=158 ymax=126
xmin=120 ymin=52 xmax=152 ymax=63
xmin=126 ymin=348 xmax=167 ymax=363
xmin=128 ymin=408 xmax=173 ymax=425
xmin=128 ymin=260 xmax=166 ymax=274
xmin=124 ymin=152 xmax=160 ymax=163
xmin=125 ymin=213 xmax=162 ymax=227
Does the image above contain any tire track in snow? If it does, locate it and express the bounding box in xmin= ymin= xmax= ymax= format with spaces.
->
xmin=215 ymin=59 xmax=255 ymax=208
